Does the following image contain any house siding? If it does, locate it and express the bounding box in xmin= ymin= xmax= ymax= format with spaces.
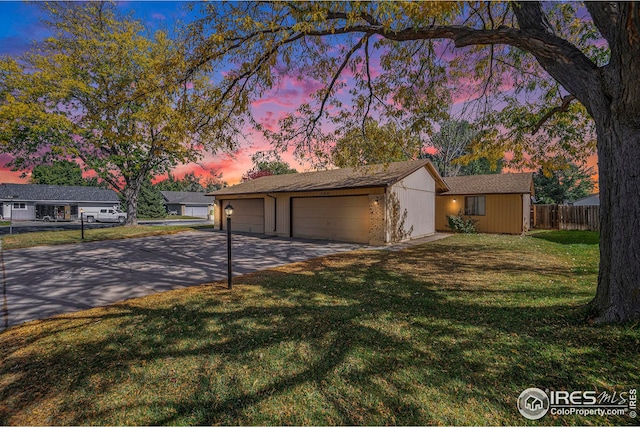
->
xmin=3 ymin=202 xmax=34 ymax=220
xmin=389 ymin=167 xmax=436 ymax=241
xmin=436 ymin=193 xmax=526 ymax=234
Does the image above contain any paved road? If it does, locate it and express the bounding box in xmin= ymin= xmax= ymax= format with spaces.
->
xmin=1 ymin=230 xmax=369 ymax=329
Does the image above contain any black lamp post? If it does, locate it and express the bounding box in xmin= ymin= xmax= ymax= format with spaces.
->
xmin=7 ymin=195 xmax=16 ymax=235
xmin=80 ymin=208 xmax=85 ymax=240
xmin=225 ymin=203 xmax=234 ymax=289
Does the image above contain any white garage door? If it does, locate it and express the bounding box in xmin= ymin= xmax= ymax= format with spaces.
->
xmin=222 ymin=199 xmax=264 ymax=233
xmin=185 ymin=206 xmax=209 ymax=218
xmin=292 ymin=196 xmax=370 ymax=244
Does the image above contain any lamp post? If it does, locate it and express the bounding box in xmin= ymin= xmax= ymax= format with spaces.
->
xmin=80 ymin=208 xmax=85 ymax=240
xmin=225 ymin=203 xmax=234 ymax=289
xmin=7 ymin=196 xmax=15 ymax=235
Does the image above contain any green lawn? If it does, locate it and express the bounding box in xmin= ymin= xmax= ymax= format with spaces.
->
xmin=0 ymin=224 xmax=214 ymax=250
xmin=1 ymin=232 xmax=638 ymax=425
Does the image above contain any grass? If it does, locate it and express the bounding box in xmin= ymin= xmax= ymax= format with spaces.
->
xmin=1 ymin=231 xmax=638 ymax=425
xmin=139 ymin=215 xmax=205 ymax=220
xmin=0 ymin=224 xmax=214 ymax=250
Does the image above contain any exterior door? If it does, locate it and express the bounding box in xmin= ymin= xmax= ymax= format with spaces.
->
xmin=291 ymin=196 xmax=370 ymax=243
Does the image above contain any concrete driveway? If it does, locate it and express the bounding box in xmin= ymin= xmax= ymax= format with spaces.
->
xmin=1 ymin=230 xmax=369 ymax=329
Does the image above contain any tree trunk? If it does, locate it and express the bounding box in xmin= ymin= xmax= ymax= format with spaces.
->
xmin=123 ymin=179 xmax=142 ymax=227
xmin=590 ymin=114 xmax=640 ymax=323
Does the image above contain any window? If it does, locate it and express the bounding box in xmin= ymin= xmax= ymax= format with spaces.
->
xmin=12 ymin=202 xmax=26 ymax=210
xmin=465 ymin=196 xmax=486 ymax=216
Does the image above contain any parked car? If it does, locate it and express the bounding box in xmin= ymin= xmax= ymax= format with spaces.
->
xmin=83 ymin=208 xmax=127 ymax=224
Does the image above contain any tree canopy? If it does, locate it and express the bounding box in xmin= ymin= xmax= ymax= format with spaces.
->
xmin=185 ymin=1 xmax=640 ymax=323
xmin=331 ymin=119 xmax=421 ymax=168
xmin=0 ymin=2 xmax=235 ymax=225
xmin=30 ymin=160 xmax=101 ymax=187
xmin=241 ymin=151 xmax=298 ymax=181
xmin=533 ymin=162 xmax=595 ymax=205
xmin=155 ymin=171 xmax=227 ymax=192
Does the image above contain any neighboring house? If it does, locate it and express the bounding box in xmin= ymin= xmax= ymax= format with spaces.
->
xmin=160 ymin=191 xmax=215 ymax=218
xmin=209 ymin=159 xmax=448 ymax=245
xmin=572 ymin=193 xmax=599 ymax=206
xmin=0 ymin=183 xmax=120 ymax=221
xmin=435 ymin=173 xmax=535 ymax=234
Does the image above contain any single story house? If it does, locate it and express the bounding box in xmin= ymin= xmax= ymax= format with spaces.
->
xmin=0 ymin=183 xmax=120 ymax=221
xmin=160 ymin=191 xmax=215 ymax=218
xmin=571 ymin=193 xmax=599 ymax=206
xmin=435 ymin=173 xmax=535 ymax=234
xmin=209 ymin=159 xmax=448 ymax=245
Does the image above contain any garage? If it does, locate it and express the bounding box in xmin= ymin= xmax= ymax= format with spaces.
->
xmin=222 ymin=198 xmax=264 ymax=233
xmin=291 ymin=196 xmax=370 ymax=243
xmin=184 ymin=206 xmax=209 ymax=218
xmin=209 ymin=159 xmax=449 ymax=245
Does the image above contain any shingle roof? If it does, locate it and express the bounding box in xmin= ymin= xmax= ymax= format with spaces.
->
xmin=208 ymin=159 xmax=448 ymax=196
xmin=160 ymin=191 xmax=214 ymax=205
xmin=0 ymin=183 xmax=120 ymax=202
xmin=441 ymin=173 xmax=534 ymax=195
xmin=572 ymin=193 xmax=599 ymax=206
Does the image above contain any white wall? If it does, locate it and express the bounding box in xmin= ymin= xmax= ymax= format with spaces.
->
xmin=389 ymin=166 xmax=436 ymax=240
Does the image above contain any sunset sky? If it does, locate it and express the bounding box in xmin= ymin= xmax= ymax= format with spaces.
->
xmin=0 ymin=1 xmax=599 ymax=186
xmin=0 ymin=1 xmax=287 ymax=184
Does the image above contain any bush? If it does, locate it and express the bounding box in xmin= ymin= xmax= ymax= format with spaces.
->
xmin=446 ymin=214 xmax=477 ymax=233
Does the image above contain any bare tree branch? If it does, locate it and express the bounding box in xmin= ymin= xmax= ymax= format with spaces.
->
xmin=310 ymin=34 xmax=367 ymax=130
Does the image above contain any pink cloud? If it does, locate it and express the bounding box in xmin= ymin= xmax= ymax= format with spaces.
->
xmin=251 ymin=75 xmax=325 ymax=108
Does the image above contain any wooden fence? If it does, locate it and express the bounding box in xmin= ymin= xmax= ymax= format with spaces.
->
xmin=533 ymin=204 xmax=600 ymax=231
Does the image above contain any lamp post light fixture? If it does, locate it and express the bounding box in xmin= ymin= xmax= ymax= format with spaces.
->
xmin=225 ymin=203 xmax=234 ymax=289
xmin=80 ymin=208 xmax=85 ymax=240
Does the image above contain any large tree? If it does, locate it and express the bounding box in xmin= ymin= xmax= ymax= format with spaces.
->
xmin=0 ymin=2 xmax=236 ymax=225
xmin=187 ymin=2 xmax=638 ymax=323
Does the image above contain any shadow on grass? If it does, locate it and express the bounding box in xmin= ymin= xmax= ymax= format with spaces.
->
xmin=0 ymin=238 xmax=635 ymax=425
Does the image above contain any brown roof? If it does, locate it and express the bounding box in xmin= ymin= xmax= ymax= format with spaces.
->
xmin=442 ymin=173 xmax=534 ymax=195
xmin=209 ymin=159 xmax=448 ymax=196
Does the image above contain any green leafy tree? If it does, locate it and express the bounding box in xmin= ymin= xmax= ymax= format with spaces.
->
xmin=0 ymin=2 xmax=236 ymax=225
xmin=458 ymin=158 xmax=504 ymax=177
xmin=425 ymin=120 xmax=504 ymax=177
xmin=331 ymin=119 xmax=421 ymax=168
xmin=30 ymin=160 xmax=86 ymax=186
xmin=241 ymin=152 xmax=297 ymax=181
xmin=186 ymin=1 xmax=637 ymax=323
xmin=29 ymin=160 xmax=106 ymax=187
xmin=155 ymin=171 xmax=228 ymax=192
xmin=137 ymin=178 xmax=166 ymax=219
xmin=534 ymin=162 xmax=595 ymax=205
